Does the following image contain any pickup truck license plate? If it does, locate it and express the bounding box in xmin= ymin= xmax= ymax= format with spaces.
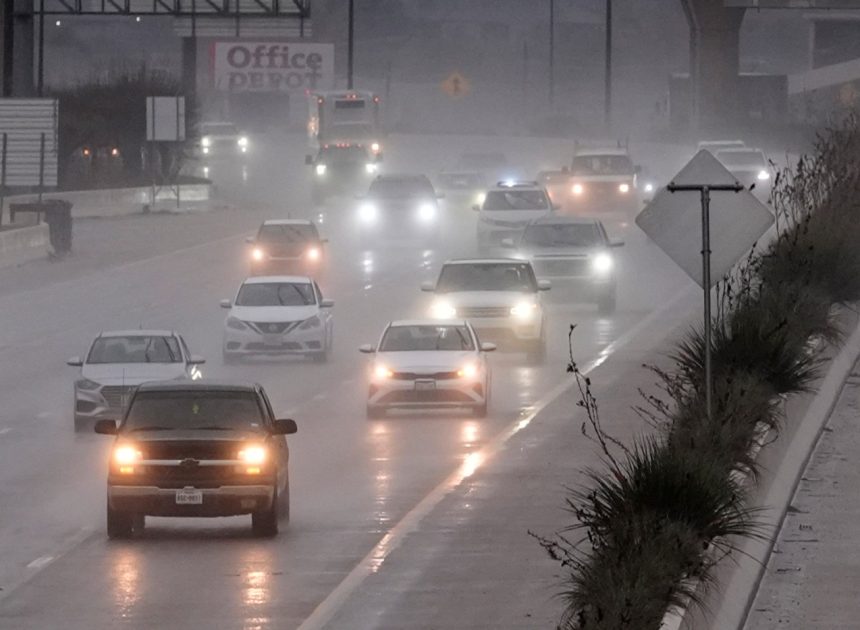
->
xmin=175 ymin=488 xmax=203 ymax=505
xmin=415 ymin=380 xmax=436 ymax=391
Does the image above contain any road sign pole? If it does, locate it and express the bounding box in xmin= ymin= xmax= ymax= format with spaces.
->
xmin=667 ymin=181 xmax=743 ymax=421
xmin=701 ymin=186 xmax=713 ymax=421
xmin=0 ymin=132 xmax=6 ymax=226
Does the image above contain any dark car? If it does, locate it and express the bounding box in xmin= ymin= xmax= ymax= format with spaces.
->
xmin=246 ymin=219 xmax=327 ymax=279
xmin=94 ymin=381 xmax=297 ymax=539
xmin=309 ymin=144 xmax=378 ymax=203
xmin=356 ymin=174 xmax=443 ymax=241
xmin=503 ymin=216 xmax=624 ymax=314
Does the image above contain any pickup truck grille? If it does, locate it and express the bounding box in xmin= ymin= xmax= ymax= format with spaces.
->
xmin=141 ymin=441 xmax=243 ymax=460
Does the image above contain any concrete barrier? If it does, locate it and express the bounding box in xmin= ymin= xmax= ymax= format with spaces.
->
xmin=1 ymin=182 xmax=213 ymax=222
xmin=0 ymin=223 xmax=49 ymax=269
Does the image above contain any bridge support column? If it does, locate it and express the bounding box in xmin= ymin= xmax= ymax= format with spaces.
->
xmin=681 ymin=0 xmax=745 ymax=133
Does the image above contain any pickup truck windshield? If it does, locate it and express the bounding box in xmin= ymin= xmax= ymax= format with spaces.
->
xmin=124 ymin=391 xmax=265 ymax=431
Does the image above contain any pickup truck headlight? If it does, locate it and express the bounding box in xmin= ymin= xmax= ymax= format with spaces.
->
xmin=226 ymin=316 xmax=248 ymax=331
xmin=238 ymin=445 xmax=267 ymax=465
xmin=572 ymin=183 xmax=584 ymax=196
xmin=251 ymin=247 xmax=265 ymax=262
xmin=75 ymin=378 xmax=101 ymax=391
xmin=114 ymin=445 xmax=143 ymax=473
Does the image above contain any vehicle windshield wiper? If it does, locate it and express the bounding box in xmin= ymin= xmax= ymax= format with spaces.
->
xmin=127 ymin=425 xmax=175 ymax=432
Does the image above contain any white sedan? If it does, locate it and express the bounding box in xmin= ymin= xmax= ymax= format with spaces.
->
xmin=360 ymin=320 xmax=495 ymax=418
xmin=221 ymin=276 xmax=334 ymax=363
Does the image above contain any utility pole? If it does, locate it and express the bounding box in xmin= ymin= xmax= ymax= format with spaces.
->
xmin=347 ymin=0 xmax=355 ymax=89
xmin=548 ymin=0 xmax=555 ymax=107
xmin=37 ymin=0 xmax=44 ymax=96
xmin=604 ymin=0 xmax=612 ymax=131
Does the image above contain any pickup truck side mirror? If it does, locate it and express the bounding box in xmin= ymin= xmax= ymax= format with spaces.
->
xmin=272 ymin=418 xmax=298 ymax=435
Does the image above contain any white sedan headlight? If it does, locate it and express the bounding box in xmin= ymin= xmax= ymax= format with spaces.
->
xmin=591 ymin=252 xmax=614 ymax=275
xmin=75 ymin=378 xmax=101 ymax=391
xmin=226 ymin=316 xmax=248 ymax=331
xmin=430 ymin=300 xmax=457 ymax=319
xmin=757 ymin=170 xmax=770 ymax=181
xmin=618 ymin=183 xmax=630 ymax=194
xmin=418 ymin=202 xmax=436 ymax=222
xmin=510 ymin=302 xmax=538 ymax=320
xmin=299 ymin=315 xmax=321 ymax=330
xmin=315 ymin=163 xmax=327 ymax=176
xmin=359 ymin=202 xmax=378 ymax=223
xmin=365 ymin=162 xmax=378 ymax=174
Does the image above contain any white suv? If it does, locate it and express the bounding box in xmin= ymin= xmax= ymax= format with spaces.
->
xmin=473 ymin=181 xmax=554 ymax=255
xmin=423 ymin=259 xmax=550 ymax=360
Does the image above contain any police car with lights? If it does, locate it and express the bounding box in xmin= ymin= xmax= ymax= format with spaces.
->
xmin=473 ymin=181 xmax=555 ymax=255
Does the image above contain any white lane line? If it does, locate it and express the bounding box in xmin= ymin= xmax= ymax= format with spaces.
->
xmin=0 ymin=527 xmax=94 ymax=603
xmin=26 ymin=556 xmax=53 ymax=570
xmin=0 ymin=428 xmax=11 ymax=436
xmin=296 ymin=285 xmax=696 ymax=630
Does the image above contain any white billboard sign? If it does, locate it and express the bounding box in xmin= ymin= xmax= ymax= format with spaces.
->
xmin=146 ymin=97 xmax=186 ymax=141
xmin=211 ymin=42 xmax=334 ymax=93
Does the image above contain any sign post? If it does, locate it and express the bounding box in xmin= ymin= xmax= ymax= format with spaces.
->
xmin=636 ymin=150 xmax=774 ymax=421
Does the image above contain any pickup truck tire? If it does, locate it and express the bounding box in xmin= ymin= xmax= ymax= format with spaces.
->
xmin=252 ymin=488 xmax=279 ymax=537
xmin=107 ymin=501 xmax=134 ymax=539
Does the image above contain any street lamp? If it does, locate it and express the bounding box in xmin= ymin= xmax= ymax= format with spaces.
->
xmin=348 ymin=0 xmax=355 ymax=89
xmin=604 ymin=0 xmax=613 ymax=131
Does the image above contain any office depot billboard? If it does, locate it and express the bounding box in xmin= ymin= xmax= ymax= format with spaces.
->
xmin=212 ymin=42 xmax=334 ymax=93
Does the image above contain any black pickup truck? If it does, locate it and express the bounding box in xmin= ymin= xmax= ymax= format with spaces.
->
xmin=95 ymin=380 xmax=296 ymax=538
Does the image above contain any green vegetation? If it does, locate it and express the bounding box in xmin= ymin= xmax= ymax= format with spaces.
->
xmin=535 ymin=116 xmax=860 ymax=629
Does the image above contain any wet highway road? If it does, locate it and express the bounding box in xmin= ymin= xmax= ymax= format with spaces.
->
xmin=0 ymin=134 xmax=693 ymax=628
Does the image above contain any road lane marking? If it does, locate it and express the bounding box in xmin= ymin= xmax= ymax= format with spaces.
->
xmin=296 ymin=284 xmax=696 ymax=630
xmin=0 ymin=528 xmax=94 ymax=603
xmin=26 ymin=556 xmax=53 ymax=570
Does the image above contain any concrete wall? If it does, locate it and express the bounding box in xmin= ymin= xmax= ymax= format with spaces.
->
xmin=0 ymin=222 xmax=48 ymax=269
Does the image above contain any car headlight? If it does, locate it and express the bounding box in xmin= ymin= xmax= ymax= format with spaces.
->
xmin=510 ymin=302 xmax=538 ymax=320
xmin=430 ymin=300 xmax=457 ymax=319
xmin=373 ymin=364 xmax=394 ymax=381
xmin=370 ymin=141 xmax=381 ymax=154
xmin=315 ymin=163 xmax=327 ymax=176
xmin=644 ymin=182 xmax=655 ymax=193
xmin=591 ymin=252 xmax=614 ymax=275
xmin=75 ymin=378 xmax=101 ymax=391
xmin=757 ymin=170 xmax=770 ymax=181
xmin=237 ymin=136 xmax=249 ymax=148
xmin=418 ymin=202 xmax=436 ymax=222
xmin=299 ymin=315 xmax=321 ymax=330
xmin=201 ymin=136 xmax=211 ymax=148
xmin=365 ymin=162 xmax=378 ymax=174
xmin=572 ymin=183 xmax=584 ymax=196
xmin=475 ymin=192 xmax=486 ymax=205
xmin=618 ymin=183 xmax=630 ymax=194
xmin=226 ymin=316 xmax=248 ymax=331
xmin=359 ymin=202 xmax=378 ymax=223
xmin=238 ymin=445 xmax=267 ymax=465
xmin=457 ymin=363 xmax=479 ymax=379
xmin=306 ymin=246 xmax=321 ymax=261
xmin=251 ymin=247 xmax=265 ymax=262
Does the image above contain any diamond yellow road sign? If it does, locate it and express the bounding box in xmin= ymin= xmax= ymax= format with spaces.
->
xmin=441 ymin=72 xmax=470 ymax=98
